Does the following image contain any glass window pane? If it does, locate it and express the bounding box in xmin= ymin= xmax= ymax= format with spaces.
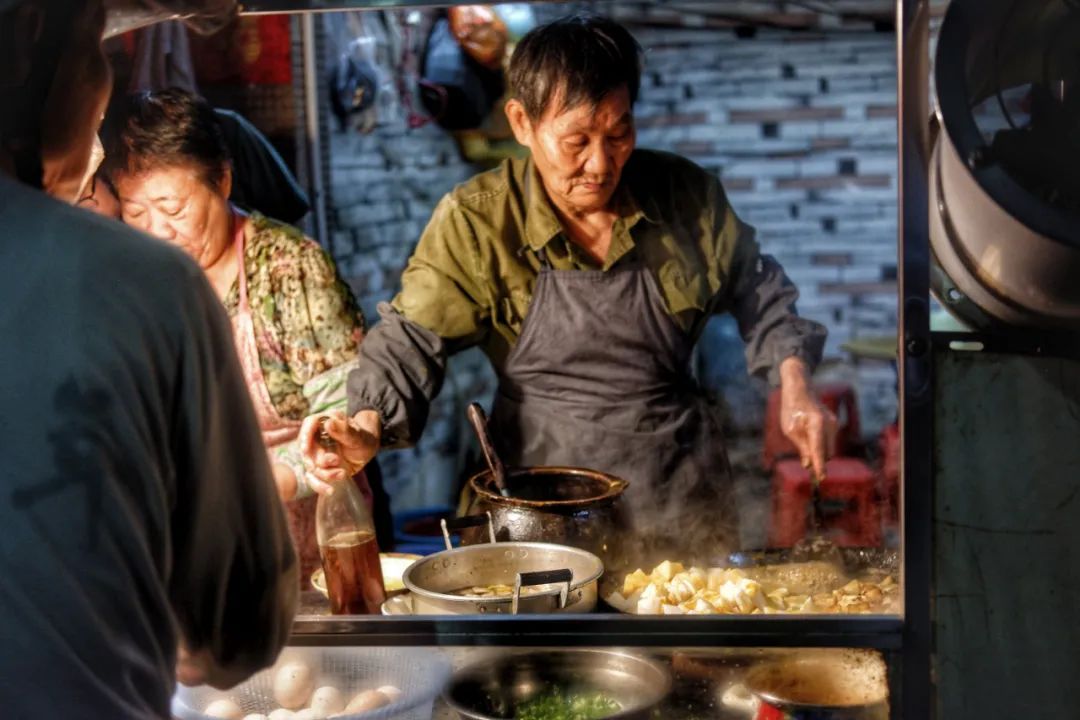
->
xmin=173 ymin=645 xmax=895 ymax=719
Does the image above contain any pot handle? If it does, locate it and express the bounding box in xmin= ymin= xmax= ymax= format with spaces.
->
xmin=441 ymin=512 xmax=497 ymax=550
xmin=719 ymin=682 xmax=760 ymax=717
xmin=511 ymin=569 xmax=573 ymax=615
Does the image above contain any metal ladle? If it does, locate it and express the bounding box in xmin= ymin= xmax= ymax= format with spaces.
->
xmin=793 ymin=470 xmax=842 ymax=564
xmin=466 ymin=403 xmax=511 ymax=498
xmin=809 ymin=472 xmax=824 ymax=535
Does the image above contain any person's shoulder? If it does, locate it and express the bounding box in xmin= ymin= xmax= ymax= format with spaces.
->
xmin=0 ymin=180 xmax=219 ymax=349
xmin=248 ymin=212 xmax=337 ymax=275
xmin=626 ymin=149 xmax=725 ymax=219
xmin=628 ymin=148 xmax=717 ymax=188
xmin=248 ymin=212 xmax=322 ymax=256
xmin=1 ymin=179 xmax=204 ymax=288
xmin=443 ymin=157 xmax=522 ymax=215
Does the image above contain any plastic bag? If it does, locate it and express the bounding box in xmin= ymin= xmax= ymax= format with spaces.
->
xmin=329 ymin=44 xmax=380 ymax=131
xmin=103 ymin=0 xmax=237 ymax=38
xmin=419 ymin=15 xmax=505 ymax=130
xmin=447 ymin=5 xmax=508 ymax=70
xmin=493 ymin=3 xmax=538 ymax=42
xmin=325 ymin=13 xmax=398 ymax=133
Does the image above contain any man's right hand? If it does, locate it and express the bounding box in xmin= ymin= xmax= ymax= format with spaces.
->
xmin=299 ymin=409 xmax=382 ymax=494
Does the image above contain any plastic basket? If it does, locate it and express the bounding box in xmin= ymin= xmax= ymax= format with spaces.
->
xmin=172 ymin=646 xmax=451 ymax=720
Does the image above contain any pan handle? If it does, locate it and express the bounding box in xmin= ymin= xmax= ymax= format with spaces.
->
xmin=511 ymin=568 xmax=573 ymax=615
xmin=440 ymin=512 xmax=497 ymax=551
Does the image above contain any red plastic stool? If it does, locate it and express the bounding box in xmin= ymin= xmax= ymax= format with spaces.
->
xmin=878 ymin=422 xmax=900 ymax=529
xmin=762 ymin=382 xmax=862 ymax=470
xmin=769 ymin=458 xmax=882 ymax=547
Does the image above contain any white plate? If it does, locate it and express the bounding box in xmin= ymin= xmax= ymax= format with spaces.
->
xmin=311 ymin=553 xmax=421 ymax=597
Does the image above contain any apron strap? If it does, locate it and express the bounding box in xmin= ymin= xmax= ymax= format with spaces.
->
xmin=521 ymin=163 xmax=555 ymax=271
xmin=232 ymin=209 xmax=250 ymax=310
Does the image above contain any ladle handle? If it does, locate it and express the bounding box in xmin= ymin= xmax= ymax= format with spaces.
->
xmin=466 ymin=402 xmax=509 ymax=496
xmin=809 ymin=480 xmax=823 ymax=535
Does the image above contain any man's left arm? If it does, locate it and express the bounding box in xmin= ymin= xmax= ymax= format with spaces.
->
xmin=709 ymin=181 xmax=836 ymax=478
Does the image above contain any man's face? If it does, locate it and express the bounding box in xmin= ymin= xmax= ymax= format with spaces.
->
xmin=38 ymin=0 xmax=112 ymax=203
xmin=511 ymin=85 xmax=636 ymax=214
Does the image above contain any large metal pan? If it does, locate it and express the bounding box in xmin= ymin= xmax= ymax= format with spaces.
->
xmin=727 ymin=547 xmax=899 ymax=576
xmin=724 ymin=547 xmax=899 ymax=598
xmin=444 ymin=649 xmax=672 ymax=720
xmin=402 ymin=514 xmax=604 ymax=615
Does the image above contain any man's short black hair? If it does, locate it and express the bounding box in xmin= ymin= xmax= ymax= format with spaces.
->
xmin=103 ymin=87 xmax=230 ymax=187
xmin=508 ymin=14 xmax=643 ymax=120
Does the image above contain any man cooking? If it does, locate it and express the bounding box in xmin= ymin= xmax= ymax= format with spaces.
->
xmin=303 ymin=15 xmax=835 ymax=553
xmin=0 ymin=1 xmax=297 ymax=716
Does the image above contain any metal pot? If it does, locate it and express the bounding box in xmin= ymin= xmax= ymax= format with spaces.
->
xmin=444 ymin=649 xmax=672 ymax=720
xmin=463 ymin=466 xmax=629 ymax=570
xmin=720 ymin=649 xmax=889 ymax=720
xmin=402 ymin=515 xmax=604 ymax=615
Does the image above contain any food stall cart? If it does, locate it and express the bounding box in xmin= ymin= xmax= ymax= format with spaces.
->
xmin=163 ymin=0 xmax=1079 ymax=718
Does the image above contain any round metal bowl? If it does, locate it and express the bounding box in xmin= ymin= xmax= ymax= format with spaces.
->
xmin=719 ymin=649 xmax=888 ymax=719
xmin=402 ymin=541 xmax=604 ymax=615
xmin=444 ymin=649 xmax=672 ymax=720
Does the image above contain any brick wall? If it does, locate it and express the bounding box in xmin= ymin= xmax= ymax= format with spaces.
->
xmin=322 ymin=3 xmax=903 ymax=513
xmin=623 ymin=22 xmax=900 ymax=355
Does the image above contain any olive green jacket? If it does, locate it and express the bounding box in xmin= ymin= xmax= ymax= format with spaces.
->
xmin=348 ymin=149 xmax=825 ymax=447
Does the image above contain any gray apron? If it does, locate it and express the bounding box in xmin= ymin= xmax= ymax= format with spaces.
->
xmin=490 ymin=245 xmax=739 ymax=567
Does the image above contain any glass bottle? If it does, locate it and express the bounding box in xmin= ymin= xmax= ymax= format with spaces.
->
xmin=315 ymin=426 xmax=386 ymax=615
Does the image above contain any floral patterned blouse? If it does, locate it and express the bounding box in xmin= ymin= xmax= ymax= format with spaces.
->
xmin=222 ymin=212 xmax=364 ymax=493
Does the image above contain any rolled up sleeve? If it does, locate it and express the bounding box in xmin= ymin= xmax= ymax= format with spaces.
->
xmin=347 ymin=196 xmax=489 ymax=447
xmin=347 ymin=304 xmax=452 ymax=448
xmin=711 ymin=181 xmax=826 ymax=385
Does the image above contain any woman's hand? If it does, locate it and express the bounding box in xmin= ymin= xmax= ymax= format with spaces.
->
xmin=271 ymin=463 xmax=299 ymax=502
xmin=298 ymin=409 xmax=381 ymax=495
xmin=778 ymin=357 xmax=838 ymax=481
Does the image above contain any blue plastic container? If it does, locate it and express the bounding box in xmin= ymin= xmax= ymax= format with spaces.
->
xmin=392 ymin=505 xmax=457 ymax=556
